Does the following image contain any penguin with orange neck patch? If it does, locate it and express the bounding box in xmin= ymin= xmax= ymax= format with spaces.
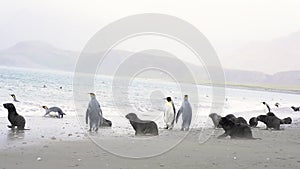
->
xmin=42 ymin=106 xmax=65 ymax=118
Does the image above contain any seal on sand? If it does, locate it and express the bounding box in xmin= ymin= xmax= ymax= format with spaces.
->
xmin=3 ymin=103 xmax=28 ymax=130
xmin=125 ymin=113 xmax=158 ymax=136
xmin=218 ymin=117 xmax=259 ymax=139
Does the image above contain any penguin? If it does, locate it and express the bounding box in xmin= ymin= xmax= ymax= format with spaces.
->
xmin=10 ymin=94 xmax=20 ymax=102
xmin=176 ymin=95 xmax=192 ymax=131
xmin=86 ymin=93 xmax=103 ymax=132
xmin=275 ymin=102 xmax=280 ymax=108
xmin=262 ymin=102 xmax=271 ymax=112
xmin=42 ymin=106 xmax=66 ymax=118
xmin=163 ymin=97 xmax=176 ymax=130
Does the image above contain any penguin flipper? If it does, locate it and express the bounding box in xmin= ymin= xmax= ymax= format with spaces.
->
xmin=85 ymin=109 xmax=89 ymax=124
xmin=175 ymin=107 xmax=183 ymax=123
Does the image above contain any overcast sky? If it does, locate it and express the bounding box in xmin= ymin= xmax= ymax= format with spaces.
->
xmin=1 ymin=0 xmax=300 ymax=73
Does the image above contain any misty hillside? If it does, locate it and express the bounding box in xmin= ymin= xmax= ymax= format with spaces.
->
xmin=0 ymin=41 xmax=78 ymax=71
xmin=0 ymin=41 xmax=299 ymax=89
xmin=226 ymin=30 xmax=300 ymax=74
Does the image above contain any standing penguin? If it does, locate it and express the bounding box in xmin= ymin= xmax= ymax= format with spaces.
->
xmin=86 ymin=93 xmax=103 ymax=132
xmin=176 ymin=95 xmax=192 ymax=131
xmin=163 ymin=97 xmax=176 ymax=130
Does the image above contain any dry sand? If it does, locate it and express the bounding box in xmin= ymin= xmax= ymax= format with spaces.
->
xmin=1 ymin=121 xmax=300 ymax=169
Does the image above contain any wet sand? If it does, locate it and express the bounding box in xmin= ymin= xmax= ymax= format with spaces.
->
xmin=1 ymin=117 xmax=300 ymax=169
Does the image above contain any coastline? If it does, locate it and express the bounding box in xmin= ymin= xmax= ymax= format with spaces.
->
xmin=1 ymin=127 xmax=300 ymax=169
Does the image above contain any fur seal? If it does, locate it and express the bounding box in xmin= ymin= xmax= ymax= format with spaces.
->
xmin=281 ymin=117 xmax=292 ymax=124
xmin=209 ymin=113 xmax=222 ymax=128
xmin=125 ymin=113 xmax=158 ymax=136
xmin=236 ymin=117 xmax=248 ymax=125
xmin=3 ymin=103 xmax=28 ymax=130
xmin=256 ymin=115 xmax=281 ymax=130
xmin=225 ymin=114 xmax=247 ymax=125
xmin=218 ymin=117 xmax=259 ymax=139
xmin=163 ymin=97 xmax=176 ymax=130
xmin=101 ymin=117 xmax=112 ymax=127
xmin=10 ymin=94 xmax=20 ymax=102
xmin=225 ymin=114 xmax=236 ymax=122
xmin=249 ymin=117 xmax=258 ymax=127
xmin=265 ymin=112 xmax=291 ymax=124
xmin=176 ymin=95 xmax=192 ymax=131
xmin=42 ymin=106 xmax=65 ymax=118
xmin=266 ymin=112 xmax=276 ymax=116
xmin=291 ymin=106 xmax=300 ymax=112
xmin=86 ymin=93 xmax=103 ymax=132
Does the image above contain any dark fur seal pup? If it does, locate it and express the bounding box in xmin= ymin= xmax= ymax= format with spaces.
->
xmin=100 ymin=117 xmax=112 ymax=127
xmin=281 ymin=117 xmax=292 ymax=124
xmin=10 ymin=94 xmax=20 ymax=102
xmin=209 ymin=113 xmax=222 ymax=128
xmin=291 ymin=106 xmax=300 ymax=111
xmin=225 ymin=114 xmax=236 ymax=121
xmin=125 ymin=113 xmax=158 ymax=136
xmin=256 ymin=115 xmax=281 ymax=130
xmin=3 ymin=103 xmax=28 ymax=130
xmin=42 ymin=106 xmax=66 ymax=118
xmin=249 ymin=117 xmax=258 ymax=127
xmin=236 ymin=117 xmax=248 ymax=125
xmin=225 ymin=114 xmax=247 ymax=125
xmin=265 ymin=112 xmax=291 ymax=124
xmin=266 ymin=112 xmax=275 ymax=116
xmin=218 ymin=117 xmax=259 ymax=139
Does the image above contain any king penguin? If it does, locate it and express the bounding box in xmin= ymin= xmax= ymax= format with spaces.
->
xmin=176 ymin=95 xmax=192 ymax=131
xmin=86 ymin=93 xmax=103 ymax=132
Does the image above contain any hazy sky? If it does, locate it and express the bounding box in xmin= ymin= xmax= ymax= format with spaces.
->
xmin=1 ymin=0 xmax=300 ymax=73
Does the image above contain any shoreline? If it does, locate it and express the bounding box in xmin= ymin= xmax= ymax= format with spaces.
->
xmin=1 ymin=127 xmax=300 ymax=169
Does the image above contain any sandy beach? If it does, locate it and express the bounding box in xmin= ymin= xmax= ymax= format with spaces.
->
xmin=1 ymin=115 xmax=300 ymax=169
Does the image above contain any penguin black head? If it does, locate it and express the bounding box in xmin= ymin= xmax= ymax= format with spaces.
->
xmin=42 ymin=106 xmax=48 ymax=109
xmin=166 ymin=97 xmax=172 ymax=102
xmin=10 ymin=94 xmax=16 ymax=98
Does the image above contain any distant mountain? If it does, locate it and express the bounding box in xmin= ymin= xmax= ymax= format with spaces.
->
xmin=0 ymin=41 xmax=78 ymax=71
xmin=224 ymin=69 xmax=300 ymax=88
xmin=225 ymin=30 xmax=300 ymax=74
xmin=0 ymin=41 xmax=299 ymax=91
